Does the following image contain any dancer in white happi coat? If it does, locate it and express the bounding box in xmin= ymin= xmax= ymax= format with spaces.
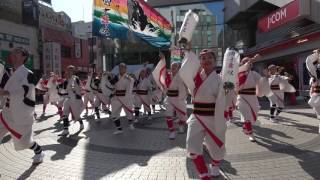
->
xmin=224 ymin=89 xmax=236 ymax=122
xmin=146 ymin=67 xmax=161 ymax=113
xmin=267 ymin=65 xmax=296 ymax=122
xmin=134 ymin=68 xmax=153 ymax=122
xmin=90 ymin=72 xmax=112 ymax=121
xmin=306 ymin=49 xmax=320 ymax=133
xmin=110 ymin=63 xmax=135 ymax=134
xmin=46 ymin=72 xmax=61 ymax=115
xmin=236 ymin=55 xmax=271 ymax=142
xmin=153 ymin=55 xmax=188 ymax=140
xmin=56 ymin=76 xmax=67 ymax=119
xmin=36 ymin=76 xmax=49 ymax=116
xmin=179 ymin=49 xmax=227 ymax=179
xmin=100 ymin=71 xmax=114 ymax=113
xmin=0 ymin=47 xmax=44 ymax=165
xmin=59 ymin=65 xmax=84 ymax=136
xmin=83 ymin=73 xmax=95 ymax=115
xmin=0 ymin=64 xmax=11 ymax=109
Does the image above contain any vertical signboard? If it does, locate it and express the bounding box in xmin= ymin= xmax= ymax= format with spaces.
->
xmin=52 ymin=42 xmax=61 ymax=75
xmin=74 ymin=39 xmax=82 ymax=59
xmin=43 ymin=42 xmax=61 ymax=75
xmin=43 ymin=42 xmax=52 ymax=75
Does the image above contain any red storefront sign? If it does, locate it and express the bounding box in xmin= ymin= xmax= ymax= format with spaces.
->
xmin=246 ymin=31 xmax=320 ymax=57
xmin=258 ymin=0 xmax=300 ymax=32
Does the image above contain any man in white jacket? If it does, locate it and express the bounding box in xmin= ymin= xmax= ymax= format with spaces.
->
xmin=179 ymin=49 xmax=226 ymax=179
xmin=236 ymin=55 xmax=270 ymax=141
xmin=83 ymin=72 xmax=95 ymax=116
xmin=267 ymin=65 xmax=295 ymax=122
xmin=59 ymin=65 xmax=84 ymax=136
xmin=0 ymin=47 xmax=44 ymax=165
xmin=110 ymin=63 xmax=135 ymax=134
xmin=153 ymin=55 xmax=188 ymax=140
xmin=306 ymin=49 xmax=320 ymax=133
xmin=134 ymin=68 xmax=153 ymax=121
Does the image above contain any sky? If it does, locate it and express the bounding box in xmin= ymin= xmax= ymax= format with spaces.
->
xmin=51 ymin=0 xmax=224 ymax=24
xmin=51 ymin=0 xmax=93 ymax=22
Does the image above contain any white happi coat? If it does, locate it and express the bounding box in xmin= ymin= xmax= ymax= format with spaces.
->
xmin=47 ymin=76 xmax=60 ymax=103
xmin=268 ymin=75 xmax=295 ymax=107
xmin=62 ymin=75 xmax=84 ymax=120
xmin=83 ymin=75 xmax=95 ymax=106
xmin=101 ymin=73 xmax=114 ymax=104
xmin=36 ymin=78 xmax=49 ymax=105
xmin=90 ymin=77 xmax=109 ymax=107
xmin=0 ymin=67 xmax=10 ymax=109
xmin=166 ymin=74 xmax=188 ymax=119
xmin=0 ymin=65 xmax=36 ymax=150
xmin=134 ymin=77 xmax=152 ymax=111
xmin=179 ymin=51 xmax=226 ymax=160
xmin=306 ymin=52 xmax=320 ymax=114
xmin=237 ymin=70 xmax=269 ymax=123
xmin=225 ymin=89 xmax=236 ymax=110
xmin=149 ymin=75 xmax=162 ymax=105
xmin=111 ymin=74 xmax=134 ymax=119
xmin=152 ymin=58 xmax=188 ymax=120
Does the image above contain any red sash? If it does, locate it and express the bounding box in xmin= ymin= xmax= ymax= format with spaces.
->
xmin=117 ymin=97 xmax=134 ymax=114
xmin=192 ymin=71 xmax=224 ymax=148
xmin=238 ymin=71 xmax=248 ymax=87
xmin=138 ymin=95 xmax=151 ymax=111
xmin=0 ymin=113 xmax=22 ymax=139
xmin=240 ymin=96 xmax=257 ymax=122
xmin=194 ymin=114 xmax=224 ymax=148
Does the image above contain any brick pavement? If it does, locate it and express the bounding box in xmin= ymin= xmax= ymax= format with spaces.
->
xmin=0 ymin=104 xmax=319 ymax=180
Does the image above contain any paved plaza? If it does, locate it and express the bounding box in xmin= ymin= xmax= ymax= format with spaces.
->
xmin=0 ymin=102 xmax=320 ymax=180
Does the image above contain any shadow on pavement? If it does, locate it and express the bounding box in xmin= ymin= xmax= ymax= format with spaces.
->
xmin=255 ymin=126 xmax=320 ymax=179
xmin=17 ymin=164 xmax=38 ymax=180
xmin=78 ymin=111 xmax=190 ymax=179
xmin=42 ymin=135 xmax=83 ymax=161
xmin=35 ymin=114 xmax=56 ymax=123
xmin=259 ymin=113 xmax=318 ymax=134
xmin=34 ymin=121 xmax=64 ymax=135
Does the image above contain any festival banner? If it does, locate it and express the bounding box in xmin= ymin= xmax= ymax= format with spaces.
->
xmin=93 ymin=0 xmax=172 ymax=48
xmin=170 ymin=47 xmax=183 ymax=62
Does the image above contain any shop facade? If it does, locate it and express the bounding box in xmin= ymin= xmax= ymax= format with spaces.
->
xmin=245 ymin=0 xmax=320 ymax=96
xmin=224 ymin=0 xmax=320 ymax=99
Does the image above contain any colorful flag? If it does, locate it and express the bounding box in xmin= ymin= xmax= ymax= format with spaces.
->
xmin=93 ymin=0 xmax=172 ymax=48
xmin=170 ymin=47 xmax=183 ymax=62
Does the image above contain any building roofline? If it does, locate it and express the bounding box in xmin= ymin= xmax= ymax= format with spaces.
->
xmin=148 ymin=0 xmax=223 ymax=8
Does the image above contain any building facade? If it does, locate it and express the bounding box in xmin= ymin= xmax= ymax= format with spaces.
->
xmin=0 ymin=0 xmax=39 ymax=71
xmin=39 ymin=4 xmax=90 ymax=76
xmin=149 ymin=1 xmax=224 ymax=66
xmin=72 ymin=21 xmax=103 ymax=72
xmin=225 ymin=0 xmax=320 ymax=95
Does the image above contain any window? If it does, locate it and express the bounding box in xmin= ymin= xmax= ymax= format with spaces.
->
xmin=61 ymin=45 xmax=71 ymax=58
xmin=180 ymin=10 xmax=187 ymax=16
xmin=206 ymin=16 xmax=212 ymax=23
xmin=88 ymin=37 xmax=96 ymax=45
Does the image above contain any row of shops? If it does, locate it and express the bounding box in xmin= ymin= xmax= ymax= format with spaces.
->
xmin=0 ymin=0 xmax=93 ymax=78
xmin=225 ymin=0 xmax=320 ymax=97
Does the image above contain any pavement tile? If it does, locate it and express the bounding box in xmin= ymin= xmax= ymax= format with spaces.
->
xmin=0 ymin=104 xmax=319 ymax=179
